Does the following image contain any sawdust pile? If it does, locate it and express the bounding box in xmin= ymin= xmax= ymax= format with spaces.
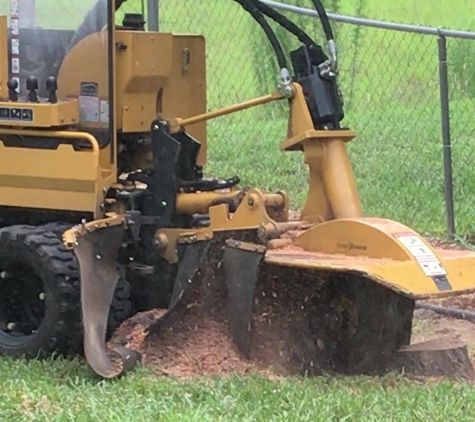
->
xmin=110 ymin=307 xmax=256 ymax=378
xmin=109 ymin=239 xmax=333 ymax=379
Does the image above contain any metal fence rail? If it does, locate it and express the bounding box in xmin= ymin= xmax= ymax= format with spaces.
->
xmin=261 ymin=0 xmax=475 ymax=40
xmin=131 ymin=0 xmax=475 ymax=239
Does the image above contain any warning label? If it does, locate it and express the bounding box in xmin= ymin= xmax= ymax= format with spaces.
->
xmin=79 ymin=82 xmax=100 ymax=123
xmin=393 ymin=233 xmax=447 ymax=277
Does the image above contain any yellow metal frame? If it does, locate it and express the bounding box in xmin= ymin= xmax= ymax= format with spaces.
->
xmin=0 ymin=129 xmax=111 ymax=216
xmin=0 ymin=99 xmax=79 ymax=127
xmin=0 ymin=7 xmax=210 ymax=217
xmin=266 ymin=217 xmax=475 ymax=300
xmin=168 ymin=90 xmax=283 ymax=134
xmin=0 ymin=15 xmax=8 ymax=100
xmin=158 ymin=189 xmax=289 ymax=263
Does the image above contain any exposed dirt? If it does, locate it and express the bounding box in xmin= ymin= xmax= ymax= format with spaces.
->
xmin=108 ymin=234 xmax=475 ymax=381
xmin=413 ymin=295 xmax=475 ymax=360
xmin=111 ymin=308 xmax=257 ymax=378
xmin=109 ymin=250 xmax=334 ymax=379
xmin=413 ymin=238 xmax=475 ymax=359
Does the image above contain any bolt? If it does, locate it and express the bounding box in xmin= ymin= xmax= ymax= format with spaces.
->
xmin=96 ymin=254 xmax=101 ymax=260
xmin=161 ymin=201 xmax=167 ymax=207
xmin=39 ymin=292 xmax=46 ymax=300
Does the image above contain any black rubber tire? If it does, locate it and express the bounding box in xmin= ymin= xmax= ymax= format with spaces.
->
xmin=0 ymin=223 xmax=132 ymax=358
xmin=108 ymin=265 xmax=133 ymax=333
xmin=0 ymin=224 xmax=77 ymax=357
xmin=41 ymin=222 xmax=132 ymax=339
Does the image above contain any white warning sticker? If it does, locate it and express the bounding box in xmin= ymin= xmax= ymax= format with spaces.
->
xmin=393 ymin=233 xmax=447 ymax=277
xmin=79 ymin=96 xmax=100 ymax=123
xmin=11 ymin=57 xmax=20 ymax=74
xmin=11 ymin=38 xmax=19 ymax=55
xmin=11 ymin=18 xmax=19 ymax=36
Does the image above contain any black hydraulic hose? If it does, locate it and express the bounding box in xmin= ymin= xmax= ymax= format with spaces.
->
xmin=309 ymin=0 xmax=334 ymax=41
xmin=250 ymin=0 xmax=314 ymax=47
xmin=232 ymin=0 xmax=288 ymax=71
xmin=251 ymin=0 xmax=329 ymax=68
xmin=416 ymin=302 xmax=475 ymax=322
xmin=309 ymin=0 xmax=337 ymax=65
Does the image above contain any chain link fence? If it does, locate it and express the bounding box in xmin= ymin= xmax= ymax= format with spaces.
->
xmin=150 ymin=0 xmax=475 ymax=239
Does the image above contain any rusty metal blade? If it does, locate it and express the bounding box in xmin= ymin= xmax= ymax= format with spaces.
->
xmin=145 ymin=240 xmax=212 ymax=335
xmin=74 ymin=223 xmax=141 ymax=378
xmin=223 ymin=240 xmax=266 ymax=357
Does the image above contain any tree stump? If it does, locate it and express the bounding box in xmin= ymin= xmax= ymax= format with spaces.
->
xmin=394 ymin=337 xmax=475 ymax=381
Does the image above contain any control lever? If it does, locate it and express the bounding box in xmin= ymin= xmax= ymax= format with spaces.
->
xmin=7 ymin=79 xmax=18 ymax=102
xmin=26 ymin=76 xmax=39 ymax=103
xmin=46 ymin=77 xmax=58 ymax=104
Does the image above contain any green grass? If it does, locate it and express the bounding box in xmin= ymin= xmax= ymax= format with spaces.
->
xmin=1 ymin=356 xmax=475 ymax=421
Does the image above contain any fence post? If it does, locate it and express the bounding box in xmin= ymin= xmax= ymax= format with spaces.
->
xmin=437 ymin=35 xmax=456 ymax=238
xmin=147 ymin=0 xmax=159 ymax=31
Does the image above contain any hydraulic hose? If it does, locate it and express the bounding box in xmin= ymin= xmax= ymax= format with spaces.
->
xmin=250 ymin=0 xmax=329 ymax=66
xmin=309 ymin=0 xmax=337 ymax=66
xmin=416 ymin=302 xmax=475 ymax=322
xmin=251 ymin=0 xmax=314 ymax=47
xmin=232 ymin=0 xmax=288 ymax=72
xmin=309 ymin=0 xmax=334 ymax=41
xmin=116 ymin=0 xmax=128 ymax=10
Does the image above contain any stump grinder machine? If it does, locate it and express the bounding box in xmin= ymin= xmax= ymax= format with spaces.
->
xmin=0 ymin=0 xmax=475 ymax=379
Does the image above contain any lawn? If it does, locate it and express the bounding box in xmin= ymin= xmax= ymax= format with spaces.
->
xmin=1 ymin=1 xmax=475 ymax=420
xmin=2 ymin=357 xmax=475 ymax=421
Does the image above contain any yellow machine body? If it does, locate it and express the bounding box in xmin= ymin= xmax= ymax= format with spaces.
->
xmin=0 ymin=13 xmax=207 ymax=218
xmin=57 ymin=30 xmax=207 ymax=162
xmin=267 ymin=218 xmax=475 ymax=299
